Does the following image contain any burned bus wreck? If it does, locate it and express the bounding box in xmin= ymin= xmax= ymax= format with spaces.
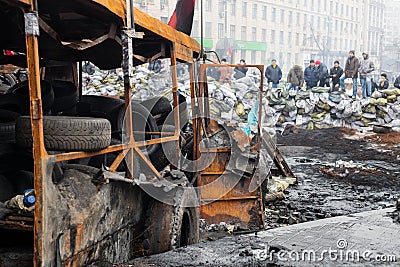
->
xmin=0 ymin=0 xmax=295 ymax=266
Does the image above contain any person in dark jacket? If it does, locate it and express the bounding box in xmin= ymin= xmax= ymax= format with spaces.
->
xmin=340 ymin=50 xmax=360 ymax=98
xmin=377 ymin=73 xmax=389 ymax=90
xmin=304 ymin=59 xmax=318 ymax=90
xmin=265 ymin=59 xmax=282 ymax=88
xmin=148 ymin=59 xmax=161 ymax=73
xmin=233 ymin=59 xmax=248 ymax=79
xmin=394 ymin=75 xmax=400 ymax=89
xmin=315 ymin=60 xmax=329 ymax=87
xmin=286 ymin=65 xmax=304 ymax=91
xmin=330 ymin=60 xmax=344 ymax=91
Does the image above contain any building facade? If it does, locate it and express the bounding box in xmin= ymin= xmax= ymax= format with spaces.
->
xmin=137 ymin=0 xmax=384 ymax=75
xmin=383 ymin=0 xmax=400 ymax=77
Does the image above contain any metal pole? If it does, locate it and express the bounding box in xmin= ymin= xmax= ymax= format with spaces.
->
xmin=25 ymin=1 xmax=48 ymax=265
xmin=122 ymin=0 xmax=136 ymax=178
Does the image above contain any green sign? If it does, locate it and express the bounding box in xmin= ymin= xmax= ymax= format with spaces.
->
xmin=234 ymin=41 xmax=267 ymax=51
xmin=194 ymin=38 xmax=213 ymax=49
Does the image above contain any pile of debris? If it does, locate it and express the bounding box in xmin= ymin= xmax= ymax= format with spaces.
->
xmin=264 ymin=87 xmax=400 ymax=132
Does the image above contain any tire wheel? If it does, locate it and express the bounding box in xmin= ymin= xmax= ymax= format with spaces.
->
xmin=0 ymin=94 xmax=24 ymax=114
xmin=15 ymin=116 xmax=111 ymax=151
xmin=113 ymin=102 xmax=159 ymax=155
xmin=140 ymin=97 xmax=172 ymax=125
xmin=0 ymin=74 xmax=16 ymax=94
xmin=6 ymin=80 xmax=54 ymax=115
xmin=4 ymin=170 xmax=33 ymax=195
xmin=164 ymin=94 xmax=189 ymax=129
xmin=0 ymin=143 xmax=33 ymax=174
xmin=143 ymin=185 xmax=199 ymax=255
xmin=78 ymin=95 xmax=124 ymax=117
xmin=149 ymin=125 xmax=179 ymax=171
xmin=0 ymin=174 xmax=15 ymax=202
xmin=51 ymin=80 xmax=79 ymax=114
xmin=0 ymin=109 xmax=20 ymax=143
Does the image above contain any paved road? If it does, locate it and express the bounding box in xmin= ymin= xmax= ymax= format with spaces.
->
xmin=129 ymin=208 xmax=400 ymax=266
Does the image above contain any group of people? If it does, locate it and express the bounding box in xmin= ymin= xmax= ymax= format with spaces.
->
xmin=264 ymin=50 xmax=393 ymax=99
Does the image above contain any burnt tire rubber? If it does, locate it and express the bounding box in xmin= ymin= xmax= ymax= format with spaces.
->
xmin=149 ymin=125 xmax=178 ymax=171
xmin=15 ymin=116 xmax=111 ymax=151
xmin=0 ymin=174 xmax=15 ymax=202
xmin=51 ymin=80 xmax=79 ymax=114
xmin=140 ymin=97 xmax=172 ymax=125
xmin=143 ymin=185 xmax=199 ymax=255
xmin=4 ymin=170 xmax=34 ymax=195
xmin=78 ymin=95 xmax=124 ymax=118
xmin=0 ymin=109 xmax=20 ymax=143
xmin=0 ymin=74 xmax=16 ymax=94
xmin=113 ymin=102 xmax=159 ymax=155
xmin=6 ymin=80 xmax=54 ymax=115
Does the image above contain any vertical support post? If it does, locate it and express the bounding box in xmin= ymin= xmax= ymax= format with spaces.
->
xmin=189 ymin=63 xmax=198 ymax=163
xmin=24 ymin=5 xmax=48 ymax=266
xmin=170 ymin=44 xmax=181 ymax=165
xmin=122 ymin=0 xmax=136 ymax=178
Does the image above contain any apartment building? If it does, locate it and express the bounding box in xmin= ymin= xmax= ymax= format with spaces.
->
xmin=137 ymin=0 xmax=384 ymax=74
xmin=383 ymin=0 xmax=400 ymax=75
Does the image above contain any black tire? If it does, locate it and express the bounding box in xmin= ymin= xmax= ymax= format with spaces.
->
xmin=78 ymin=95 xmax=124 ymax=117
xmin=0 ymin=74 xmax=16 ymax=94
xmin=51 ymin=80 xmax=79 ymax=114
xmin=4 ymin=170 xmax=34 ymax=195
xmin=164 ymin=94 xmax=189 ymax=129
xmin=113 ymin=102 xmax=159 ymax=155
xmin=149 ymin=125 xmax=178 ymax=171
xmin=0 ymin=94 xmax=25 ymax=114
xmin=0 ymin=109 xmax=21 ymax=143
xmin=6 ymin=80 xmax=54 ymax=115
xmin=0 ymin=174 xmax=15 ymax=202
xmin=15 ymin=116 xmax=111 ymax=151
xmin=143 ymin=185 xmax=199 ymax=255
xmin=0 ymin=143 xmax=33 ymax=174
xmin=141 ymin=97 xmax=172 ymax=125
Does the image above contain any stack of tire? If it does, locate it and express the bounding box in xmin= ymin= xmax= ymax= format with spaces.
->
xmin=0 ymin=80 xmax=112 ymax=203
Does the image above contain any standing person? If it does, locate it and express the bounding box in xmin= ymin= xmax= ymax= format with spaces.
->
xmin=315 ymin=60 xmax=330 ymax=87
xmin=330 ymin=60 xmax=344 ymax=92
xmin=286 ymin=65 xmax=304 ymax=91
xmin=219 ymin=58 xmax=232 ymax=83
xmin=358 ymin=52 xmax=375 ymax=98
xmin=265 ymin=59 xmax=282 ymax=88
xmin=340 ymin=50 xmax=360 ymax=99
xmin=233 ymin=59 xmax=248 ymax=79
xmin=394 ymin=74 xmax=400 ymax=89
xmin=377 ymin=73 xmax=389 ymax=90
xmin=304 ymin=59 xmax=318 ymax=90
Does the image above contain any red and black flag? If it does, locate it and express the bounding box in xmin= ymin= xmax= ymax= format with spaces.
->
xmin=168 ymin=0 xmax=196 ymax=35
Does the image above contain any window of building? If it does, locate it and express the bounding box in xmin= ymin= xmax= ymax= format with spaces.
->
xmin=192 ymin=20 xmax=199 ymax=37
xmin=317 ymin=0 xmax=320 ymax=11
xmin=241 ymin=26 xmax=247 ymax=41
xmin=271 ymin=8 xmax=276 ymax=21
xmin=317 ymin=16 xmax=320 ymax=29
xmin=252 ymin=4 xmax=257 ymax=19
xmin=304 ymin=14 xmax=307 ymax=25
xmin=262 ymin=6 xmax=267 ymax=20
xmin=279 ymin=31 xmax=284 ymax=44
xmin=288 ymin=11 xmax=293 ymax=25
xmin=304 ymin=0 xmax=307 ymax=8
xmin=296 ymin=33 xmax=300 ymax=45
xmin=303 ymin=33 xmax=307 ymax=46
xmin=271 ymin=30 xmax=276 ymax=43
xmin=205 ymin=22 xmax=212 ymax=37
xmin=241 ymin=50 xmax=246 ymax=60
xmin=270 ymin=52 xmax=275 ymax=61
xmin=230 ymin=0 xmax=236 ymax=16
xmin=324 ymin=0 xmax=327 ymax=11
xmin=160 ymin=16 xmax=168 ymax=23
xmin=251 ymin=27 xmax=257 ymax=41
xmin=279 ymin=52 xmax=283 ymax=65
xmin=341 ymin=3 xmax=344 ymax=15
xmin=288 ymin=32 xmax=292 ymax=44
xmin=261 ymin=51 xmax=266 ymax=64
xmin=280 ymin=9 xmax=285 ymax=23
xmin=351 ymin=6 xmax=354 ymax=17
xmin=218 ymin=23 xmax=224 ymax=39
xmin=251 ymin=51 xmax=256 ymax=64
xmin=230 ymin=25 xmax=236 ymax=40
xmin=242 ymin=2 xmax=247 ymax=17
xmin=296 ymin=12 xmax=300 ymax=25
xmin=330 ymin=1 xmax=333 ymax=13
xmin=335 ymin=2 xmax=338 ymax=14
xmin=287 ymin=53 xmax=292 ymax=66
xmin=262 ymin=29 xmax=267 ymax=42
xmin=295 ymin=53 xmax=300 ymax=64
xmin=340 ymin=21 xmax=343 ymax=32
xmin=346 ymin=5 xmax=349 ymax=16
xmin=206 ymin=0 xmax=212 ymax=12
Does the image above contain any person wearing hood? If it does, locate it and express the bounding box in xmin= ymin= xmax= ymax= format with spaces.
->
xmin=304 ymin=60 xmax=318 ymax=90
xmin=377 ymin=73 xmax=389 ymax=90
xmin=340 ymin=50 xmax=360 ymax=98
xmin=234 ymin=59 xmax=248 ymax=79
xmin=395 ymin=74 xmax=400 ymax=89
xmin=286 ymin=65 xmax=304 ymax=91
xmin=330 ymin=60 xmax=344 ymax=91
xmin=315 ymin=60 xmax=330 ymax=87
xmin=358 ymin=52 xmax=375 ymax=98
xmin=265 ymin=59 xmax=282 ymax=88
